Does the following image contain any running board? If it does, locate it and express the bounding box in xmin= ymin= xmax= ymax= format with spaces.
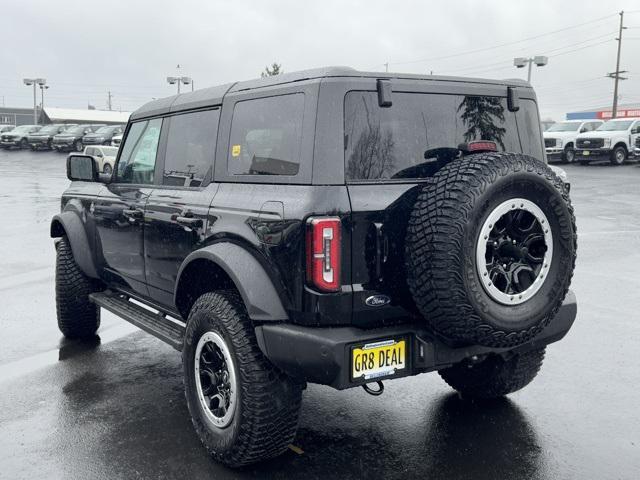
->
xmin=89 ymin=291 xmax=185 ymax=351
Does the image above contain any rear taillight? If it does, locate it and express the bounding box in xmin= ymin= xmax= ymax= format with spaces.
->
xmin=306 ymin=217 xmax=341 ymax=292
xmin=467 ymin=140 xmax=498 ymax=152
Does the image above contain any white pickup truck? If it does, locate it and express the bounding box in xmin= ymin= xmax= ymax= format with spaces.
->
xmin=543 ymin=119 xmax=603 ymax=163
xmin=574 ymin=117 xmax=640 ymax=165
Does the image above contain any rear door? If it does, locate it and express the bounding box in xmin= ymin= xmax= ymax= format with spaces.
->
xmin=342 ymin=84 xmax=531 ymax=325
xmin=143 ymin=108 xmax=221 ymax=307
xmin=93 ymin=118 xmax=163 ymax=295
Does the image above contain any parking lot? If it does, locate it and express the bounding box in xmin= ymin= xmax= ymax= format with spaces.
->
xmin=0 ymin=149 xmax=639 ymax=479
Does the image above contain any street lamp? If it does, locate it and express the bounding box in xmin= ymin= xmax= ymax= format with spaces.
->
xmin=166 ymin=76 xmax=194 ymax=94
xmin=513 ymin=56 xmax=548 ymax=83
xmin=39 ymin=84 xmax=49 ymax=111
xmin=23 ymin=78 xmax=46 ymax=124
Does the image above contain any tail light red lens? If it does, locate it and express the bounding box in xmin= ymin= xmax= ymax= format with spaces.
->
xmin=467 ymin=140 xmax=497 ymax=152
xmin=306 ymin=217 xmax=341 ymax=292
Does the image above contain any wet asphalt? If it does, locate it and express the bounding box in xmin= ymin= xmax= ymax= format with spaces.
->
xmin=0 ymin=149 xmax=639 ymax=479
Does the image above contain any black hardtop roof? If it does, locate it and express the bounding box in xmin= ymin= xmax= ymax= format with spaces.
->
xmin=130 ymin=66 xmax=531 ymax=121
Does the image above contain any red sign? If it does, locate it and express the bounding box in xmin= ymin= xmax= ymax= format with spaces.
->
xmin=598 ymin=109 xmax=640 ymax=119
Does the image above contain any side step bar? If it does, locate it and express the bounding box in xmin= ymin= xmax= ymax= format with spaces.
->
xmin=90 ymin=291 xmax=185 ymax=350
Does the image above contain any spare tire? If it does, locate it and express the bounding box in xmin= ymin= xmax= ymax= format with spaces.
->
xmin=406 ymin=152 xmax=577 ymax=347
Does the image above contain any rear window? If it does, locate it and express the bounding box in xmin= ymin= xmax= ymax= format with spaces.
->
xmin=228 ymin=94 xmax=304 ymax=176
xmin=163 ymin=109 xmax=219 ymax=187
xmin=344 ymin=91 xmax=541 ymax=181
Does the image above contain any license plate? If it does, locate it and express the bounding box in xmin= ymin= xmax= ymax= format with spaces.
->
xmin=352 ymin=338 xmax=406 ymax=380
xmin=582 ymin=150 xmax=590 ymax=156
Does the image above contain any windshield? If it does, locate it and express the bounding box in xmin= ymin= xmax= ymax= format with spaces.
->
xmin=547 ymin=122 xmax=581 ymax=132
xmin=94 ymin=127 xmax=113 ymax=134
xmin=13 ymin=126 xmax=36 ymax=132
xmin=596 ymin=120 xmax=634 ymax=131
xmin=37 ymin=126 xmax=60 ymax=134
xmin=63 ymin=127 xmax=85 ymax=135
xmin=101 ymin=147 xmax=118 ymax=156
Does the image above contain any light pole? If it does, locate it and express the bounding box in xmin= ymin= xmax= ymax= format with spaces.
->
xmin=23 ymin=78 xmax=46 ymax=124
xmin=513 ymin=56 xmax=548 ymax=83
xmin=166 ymin=76 xmax=193 ymax=94
xmin=40 ymin=84 xmax=49 ymax=111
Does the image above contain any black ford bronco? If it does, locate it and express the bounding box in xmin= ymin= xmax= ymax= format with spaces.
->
xmin=52 ymin=67 xmax=577 ymax=467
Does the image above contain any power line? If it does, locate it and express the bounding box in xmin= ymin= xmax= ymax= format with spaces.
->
xmin=379 ymin=13 xmax=616 ymax=68
xmin=445 ymin=32 xmax=616 ymax=75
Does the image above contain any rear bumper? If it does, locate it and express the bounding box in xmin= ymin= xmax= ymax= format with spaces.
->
xmin=256 ymin=290 xmax=577 ymax=390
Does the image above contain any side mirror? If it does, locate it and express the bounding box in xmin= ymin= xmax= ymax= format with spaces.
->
xmin=67 ymin=154 xmax=98 ymax=182
xmin=580 ymin=127 xmax=587 ymax=133
xmin=632 ymin=127 xmax=640 ymax=134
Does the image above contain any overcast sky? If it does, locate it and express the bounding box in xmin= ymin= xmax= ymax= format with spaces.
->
xmin=1 ymin=0 xmax=639 ymax=121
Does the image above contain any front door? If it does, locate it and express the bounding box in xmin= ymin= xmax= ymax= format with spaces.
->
xmin=143 ymin=108 xmax=220 ymax=307
xmin=93 ymin=117 xmax=163 ymax=296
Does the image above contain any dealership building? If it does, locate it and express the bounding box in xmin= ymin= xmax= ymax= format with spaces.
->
xmin=0 ymin=107 xmax=130 ymax=126
xmin=566 ymin=103 xmax=640 ymax=120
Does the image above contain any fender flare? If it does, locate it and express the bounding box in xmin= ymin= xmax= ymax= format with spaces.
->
xmin=50 ymin=212 xmax=99 ymax=278
xmin=175 ymin=243 xmax=288 ymax=322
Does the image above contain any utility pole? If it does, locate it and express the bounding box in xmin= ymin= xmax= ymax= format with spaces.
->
xmin=610 ymin=11 xmax=627 ymax=119
xmin=107 ymin=91 xmax=113 ymax=111
xmin=384 ymin=62 xmax=389 ymax=73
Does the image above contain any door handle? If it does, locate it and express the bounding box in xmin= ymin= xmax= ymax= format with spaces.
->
xmin=172 ymin=213 xmax=203 ymax=228
xmin=122 ymin=208 xmax=143 ymax=221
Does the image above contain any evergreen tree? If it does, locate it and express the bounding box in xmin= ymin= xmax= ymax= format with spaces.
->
xmin=457 ymin=96 xmax=507 ymax=149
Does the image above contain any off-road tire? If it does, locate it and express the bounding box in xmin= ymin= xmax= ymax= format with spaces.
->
xmin=610 ymin=145 xmax=627 ymax=166
xmin=55 ymin=236 xmax=101 ymax=338
xmin=439 ymin=348 xmax=546 ymax=399
xmin=406 ymin=152 xmax=577 ymax=348
xmin=183 ymin=291 xmax=303 ymax=467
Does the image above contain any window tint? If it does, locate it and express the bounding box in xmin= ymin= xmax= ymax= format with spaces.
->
xmin=116 ymin=118 xmax=162 ymax=184
xmin=516 ymin=99 xmax=544 ymax=161
xmin=163 ymin=109 xmax=219 ymax=187
xmin=228 ymin=94 xmax=304 ymax=176
xmin=344 ymin=92 xmax=524 ymax=181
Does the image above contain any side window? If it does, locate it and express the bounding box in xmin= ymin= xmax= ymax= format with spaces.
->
xmin=163 ymin=109 xmax=219 ymax=187
xmin=516 ymin=99 xmax=544 ymax=161
xmin=228 ymin=94 xmax=305 ymax=176
xmin=116 ymin=118 xmax=162 ymax=185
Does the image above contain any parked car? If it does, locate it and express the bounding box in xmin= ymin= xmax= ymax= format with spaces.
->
xmin=111 ymin=133 xmax=123 ymax=148
xmin=574 ymin=117 xmax=640 ymax=165
xmin=543 ymin=119 xmax=603 ymax=163
xmin=0 ymin=124 xmax=15 ymax=133
xmin=83 ymin=145 xmax=119 ymax=175
xmin=27 ymin=124 xmax=76 ymax=150
xmin=541 ymin=120 xmax=555 ymax=131
xmin=82 ymin=125 xmax=124 ymax=146
xmin=0 ymin=125 xmax=42 ymax=149
xmin=52 ymin=124 xmax=106 ymax=152
xmin=52 ymin=67 xmax=577 ymax=468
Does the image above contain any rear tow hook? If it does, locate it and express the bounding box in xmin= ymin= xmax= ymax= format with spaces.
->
xmin=362 ymin=380 xmax=384 ymax=396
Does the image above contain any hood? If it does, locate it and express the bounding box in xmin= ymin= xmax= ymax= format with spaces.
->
xmin=576 ymin=130 xmax=625 ymax=139
xmin=543 ymin=130 xmax=579 ymax=139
